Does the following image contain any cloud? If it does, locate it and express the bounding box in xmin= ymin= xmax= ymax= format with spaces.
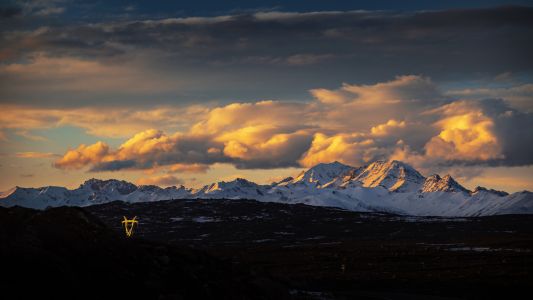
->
xmin=223 ymin=130 xmax=314 ymax=169
xmin=424 ymin=101 xmax=503 ymax=161
xmin=0 ymin=54 xmax=179 ymax=96
xmin=15 ymin=151 xmax=59 ymax=159
xmin=312 ymin=75 xmax=441 ymax=105
xmin=0 ymin=5 xmax=22 ymax=18
xmin=1 ymin=6 xmax=532 ymax=191
xmin=52 ymin=100 xmax=315 ymax=171
xmin=3 ymin=0 xmax=65 ymax=18
xmin=191 ymin=101 xmax=311 ymax=136
xmin=17 ymin=75 xmax=527 ymax=172
xmin=1 ymin=6 xmax=532 ymax=107
xmin=53 ymin=129 xmax=226 ymax=171
xmin=14 ymin=130 xmax=47 ymax=141
xmin=297 ymin=118 xmax=433 ymax=167
xmin=191 ymin=100 xmax=316 ymax=168
xmin=47 ymin=100 xmax=315 ymax=171
xmin=309 ymin=75 xmax=446 ymax=134
xmin=392 ymin=98 xmax=533 ymax=168
xmin=285 ymin=54 xmax=333 ymax=66
xmin=168 ymin=163 xmax=210 ymax=173
xmin=299 ymin=78 xmax=533 ymax=168
xmin=54 ymin=142 xmax=110 ymax=169
xmin=0 ymin=104 xmax=208 ymax=138
xmin=446 ymin=83 xmax=533 ymax=112
xmin=136 ymin=174 xmax=183 ymax=187
xmin=482 ymin=99 xmax=533 ymax=166
xmin=370 ymin=120 xmax=406 ymax=136
xmin=34 ymin=6 xmax=64 ymax=16
xmin=299 ymin=132 xmax=379 ymax=167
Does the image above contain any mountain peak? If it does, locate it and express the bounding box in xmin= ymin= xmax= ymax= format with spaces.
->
xmin=347 ymin=159 xmax=425 ymax=192
xmin=420 ymin=174 xmax=469 ymax=193
xmin=472 ymin=186 xmax=509 ymax=197
xmin=0 ymin=186 xmax=21 ymax=198
xmin=80 ymin=178 xmax=138 ymax=195
xmin=204 ymin=178 xmax=259 ymax=193
xmin=272 ymin=176 xmax=294 ymax=186
xmin=1 ymin=160 xmax=532 ymax=216
xmin=138 ymin=184 xmax=162 ymax=192
xmin=292 ymin=161 xmax=354 ymax=187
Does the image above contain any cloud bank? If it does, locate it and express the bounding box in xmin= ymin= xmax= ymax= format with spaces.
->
xmin=44 ymin=75 xmax=533 ymax=173
xmin=1 ymin=6 xmax=532 ymax=106
xmin=1 ymin=6 xmax=532 ymax=183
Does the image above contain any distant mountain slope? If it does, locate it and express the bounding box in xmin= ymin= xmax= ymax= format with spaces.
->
xmin=1 ymin=160 xmax=531 ymax=217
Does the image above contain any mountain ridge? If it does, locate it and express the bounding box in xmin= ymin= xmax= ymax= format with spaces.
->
xmin=1 ymin=160 xmax=532 ymax=217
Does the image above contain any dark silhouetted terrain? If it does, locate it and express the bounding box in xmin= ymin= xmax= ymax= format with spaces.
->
xmin=0 ymin=205 xmax=289 ymax=300
xmin=2 ymin=199 xmax=533 ymax=299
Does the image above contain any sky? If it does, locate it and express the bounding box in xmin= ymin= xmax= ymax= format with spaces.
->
xmin=1 ymin=0 xmax=533 ymax=192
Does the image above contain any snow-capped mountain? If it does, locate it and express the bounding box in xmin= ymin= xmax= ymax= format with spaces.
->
xmin=0 ymin=179 xmax=193 ymax=209
xmin=194 ymin=178 xmax=268 ymax=199
xmin=1 ymin=160 xmax=532 ymax=217
xmin=420 ymin=174 xmax=470 ymax=193
xmin=289 ymin=161 xmax=355 ymax=187
xmin=339 ymin=160 xmax=425 ymax=192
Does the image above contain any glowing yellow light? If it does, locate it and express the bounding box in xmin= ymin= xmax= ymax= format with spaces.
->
xmin=121 ymin=216 xmax=138 ymax=237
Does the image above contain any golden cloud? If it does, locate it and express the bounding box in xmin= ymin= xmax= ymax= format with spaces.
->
xmin=54 ymin=142 xmax=110 ymax=169
xmin=299 ymin=133 xmax=382 ymax=167
xmin=370 ymin=119 xmax=407 ymax=136
xmin=15 ymin=152 xmax=60 ymax=159
xmin=311 ymin=75 xmax=438 ymax=105
xmin=10 ymin=75 xmax=527 ymax=172
xmin=425 ymin=113 xmax=502 ymax=161
xmin=308 ymin=76 xmax=444 ymax=133
xmin=191 ymin=101 xmax=310 ymax=136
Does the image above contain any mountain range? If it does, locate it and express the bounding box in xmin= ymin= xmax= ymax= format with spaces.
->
xmin=1 ymin=160 xmax=532 ymax=216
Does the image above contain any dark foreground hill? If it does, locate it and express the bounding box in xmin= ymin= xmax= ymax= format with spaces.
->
xmin=2 ymin=198 xmax=533 ymax=299
xmin=0 ymin=205 xmax=289 ymax=300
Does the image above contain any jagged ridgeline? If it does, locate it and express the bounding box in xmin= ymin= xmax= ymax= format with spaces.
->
xmin=1 ymin=160 xmax=532 ymax=216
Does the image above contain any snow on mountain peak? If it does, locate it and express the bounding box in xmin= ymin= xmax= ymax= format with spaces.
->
xmin=344 ymin=160 xmax=425 ymax=192
xmin=196 ymin=177 xmax=266 ymax=199
xmin=472 ymin=186 xmax=509 ymax=197
xmin=292 ymin=161 xmax=354 ymax=187
xmin=272 ymin=176 xmax=294 ymax=186
xmin=0 ymin=186 xmax=19 ymax=198
xmin=420 ymin=174 xmax=469 ymax=193
xmin=1 ymin=159 xmax=531 ymax=217
xmin=137 ymin=185 xmax=163 ymax=192
xmin=201 ymin=178 xmax=256 ymax=192
xmin=80 ymin=178 xmax=138 ymax=195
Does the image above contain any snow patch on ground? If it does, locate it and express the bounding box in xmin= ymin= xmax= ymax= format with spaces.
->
xmin=192 ymin=216 xmax=221 ymax=223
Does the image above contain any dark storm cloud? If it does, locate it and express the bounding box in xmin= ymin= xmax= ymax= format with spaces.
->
xmin=1 ymin=6 xmax=531 ymax=106
xmin=2 ymin=6 xmax=532 ymax=80
xmin=0 ymin=5 xmax=22 ymax=18
xmin=480 ymin=99 xmax=533 ymax=166
xmin=90 ymin=160 xmax=137 ymax=172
